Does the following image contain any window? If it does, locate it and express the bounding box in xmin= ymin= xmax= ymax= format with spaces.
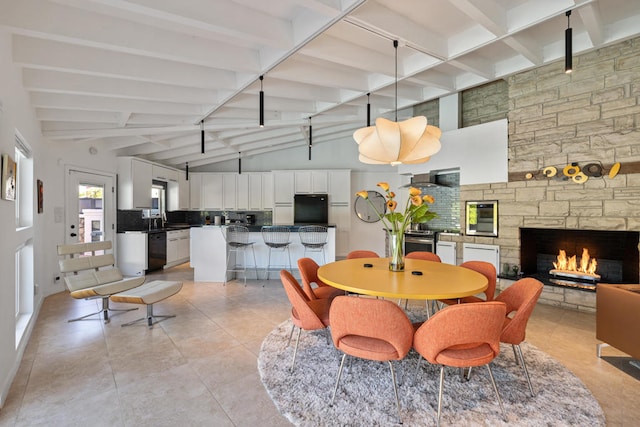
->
xmin=14 ymin=130 xmax=34 ymax=347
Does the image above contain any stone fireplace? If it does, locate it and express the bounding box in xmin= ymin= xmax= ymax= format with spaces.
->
xmin=520 ymin=228 xmax=640 ymax=291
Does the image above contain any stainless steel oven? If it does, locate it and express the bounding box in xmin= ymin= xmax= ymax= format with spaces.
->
xmin=404 ymin=231 xmax=436 ymax=254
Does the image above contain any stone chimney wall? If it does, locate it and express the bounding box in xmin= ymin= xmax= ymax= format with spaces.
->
xmin=438 ymin=36 xmax=640 ymax=310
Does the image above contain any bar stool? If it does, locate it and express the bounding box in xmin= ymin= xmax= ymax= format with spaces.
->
xmin=224 ymin=225 xmax=258 ymax=286
xmin=299 ymin=225 xmax=328 ymax=264
xmin=262 ymin=226 xmax=292 ymax=280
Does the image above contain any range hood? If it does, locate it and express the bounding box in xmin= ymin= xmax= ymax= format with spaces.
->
xmin=402 ymin=173 xmax=449 ymax=188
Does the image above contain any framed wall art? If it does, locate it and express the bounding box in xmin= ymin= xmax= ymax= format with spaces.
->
xmin=37 ymin=179 xmax=44 ymax=213
xmin=1 ymin=154 xmax=17 ymax=201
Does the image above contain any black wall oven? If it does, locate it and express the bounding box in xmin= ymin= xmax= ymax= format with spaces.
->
xmin=404 ymin=231 xmax=436 ymax=254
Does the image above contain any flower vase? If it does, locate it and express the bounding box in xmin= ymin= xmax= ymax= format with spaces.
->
xmin=388 ymin=232 xmax=405 ymax=272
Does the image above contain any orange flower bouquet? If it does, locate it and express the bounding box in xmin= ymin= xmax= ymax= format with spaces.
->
xmin=356 ymin=182 xmax=437 ymax=271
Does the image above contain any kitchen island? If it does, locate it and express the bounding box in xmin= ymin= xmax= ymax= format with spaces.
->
xmin=190 ymin=225 xmax=336 ymax=282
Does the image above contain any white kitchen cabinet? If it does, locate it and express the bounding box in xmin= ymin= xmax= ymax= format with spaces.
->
xmin=178 ymin=172 xmax=189 ymax=210
xmin=273 ymin=204 xmax=294 ymax=225
xmin=189 ymin=173 xmax=202 ymax=210
xmin=463 ymin=243 xmax=500 ymax=272
xmin=202 ymin=174 xmax=223 ymax=209
xmin=117 ymin=157 xmax=152 ymax=209
xmin=329 ymin=205 xmax=351 ymax=257
xmin=116 ymin=232 xmax=147 ymax=276
xmin=436 ymin=241 xmax=457 ymax=265
xmin=273 ymin=171 xmax=294 ymax=204
xmin=295 ymin=170 xmax=328 ymax=194
xmin=152 ymin=165 xmax=177 ymax=182
xmin=273 ymin=171 xmax=294 ymax=224
xmin=248 ymin=173 xmax=262 ymax=209
xmin=166 ymin=231 xmax=180 ymax=265
xmin=328 ymin=169 xmax=351 ymax=204
xmin=166 ymin=229 xmax=190 ymax=268
xmin=236 ymin=173 xmax=249 ymax=209
xmin=178 ymin=230 xmax=190 ymax=261
xmin=262 ymin=172 xmax=274 ymax=209
xmin=222 ymin=174 xmax=237 ymax=209
xmin=167 ymin=180 xmax=179 ymax=211
xmin=328 ymin=169 xmax=351 ymax=256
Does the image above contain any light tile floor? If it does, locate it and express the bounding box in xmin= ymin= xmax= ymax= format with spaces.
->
xmin=1 ymin=263 xmax=638 ymax=426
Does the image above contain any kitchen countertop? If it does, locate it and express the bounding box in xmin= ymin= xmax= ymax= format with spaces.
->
xmin=120 ymin=224 xmax=337 ymax=234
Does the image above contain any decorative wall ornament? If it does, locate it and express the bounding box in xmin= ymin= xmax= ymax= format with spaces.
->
xmin=37 ymin=179 xmax=43 ymax=213
xmin=1 ymin=153 xmax=16 ymax=201
xmin=523 ymin=161 xmax=621 ymax=184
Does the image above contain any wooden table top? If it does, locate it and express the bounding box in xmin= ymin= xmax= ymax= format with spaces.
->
xmin=318 ymin=257 xmax=488 ymax=300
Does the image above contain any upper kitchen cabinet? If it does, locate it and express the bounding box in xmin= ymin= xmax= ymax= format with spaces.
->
xmin=117 ymin=157 xmax=152 ymax=209
xmin=294 ymin=170 xmax=328 ymax=194
xmin=222 ymin=174 xmax=237 ymax=209
xmin=262 ymin=173 xmax=274 ymax=209
xmin=273 ymin=171 xmax=294 ymax=204
xmin=236 ymin=172 xmax=269 ymax=210
xmin=236 ymin=173 xmax=249 ymax=210
xmin=152 ymin=165 xmax=178 ymax=183
xmin=178 ymin=171 xmax=189 ymax=210
xmin=328 ymin=170 xmax=351 ymax=204
xmin=248 ymin=173 xmax=264 ymax=210
xmin=189 ymin=173 xmax=202 ymax=210
xmin=202 ymin=174 xmax=223 ymax=210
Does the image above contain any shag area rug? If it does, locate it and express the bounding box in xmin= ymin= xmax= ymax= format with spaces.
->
xmin=258 ymin=313 xmax=605 ymax=426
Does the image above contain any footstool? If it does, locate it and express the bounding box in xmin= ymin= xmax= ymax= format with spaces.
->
xmin=110 ymin=280 xmax=183 ymax=327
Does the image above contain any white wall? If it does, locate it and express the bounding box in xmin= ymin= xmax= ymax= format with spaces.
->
xmin=0 ymin=28 xmax=118 ymax=407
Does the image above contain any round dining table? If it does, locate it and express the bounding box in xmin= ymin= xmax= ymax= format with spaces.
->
xmin=317 ymin=257 xmax=488 ymax=300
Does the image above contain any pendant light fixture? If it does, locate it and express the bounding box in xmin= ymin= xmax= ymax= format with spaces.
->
xmin=565 ymin=10 xmax=572 ymax=74
xmin=185 ymin=162 xmax=189 ymax=181
xmin=259 ymin=75 xmax=264 ymax=127
xmin=200 ymin=120 xmax=205 ymax=154
xmin=238 ymin=152 xmax=242 ymax=174
xmin=366 ymin=93 xmax=371 ymax=126
xmin=308 ymin=117 xmax=313 ymax=160
xmin=353 ymin=40 xmax=441 ymax=165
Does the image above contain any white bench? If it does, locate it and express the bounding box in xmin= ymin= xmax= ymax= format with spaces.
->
xmin=111 ymin=280 xmax=183 ymax=327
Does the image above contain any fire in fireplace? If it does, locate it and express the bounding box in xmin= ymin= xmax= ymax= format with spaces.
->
xmin=550 ymin=248 xmax=600 ymax=282
xmin=520 ymin=228 xmax=640 ymax=291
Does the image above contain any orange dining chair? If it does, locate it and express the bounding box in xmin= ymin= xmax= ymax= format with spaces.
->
xmin=297 ymin=258 xmax=344 ymax=301
xmin=329 ymin=295 xmax=414 ymax=424
xmin=279 ymin=270 xmax=332 ymax=372
xmin=405 ymin=251 xmax=442 ymax=262
xmin=413 ymin=301 xmax=507 ymax=426
xmin=494 ymin=277 xmax=544 ymax=396
xmin=440 ymin=260 xmax=497 ymax=306
xmin=346 ymin=250 xmax=380 ymax=259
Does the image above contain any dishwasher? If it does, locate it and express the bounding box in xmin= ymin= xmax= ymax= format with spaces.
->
xmin=147 ymin=231 xmax=167 ymax=272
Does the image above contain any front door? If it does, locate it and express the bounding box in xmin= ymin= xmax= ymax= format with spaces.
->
xmin=65 ymin=167 xmax=115 ymax=246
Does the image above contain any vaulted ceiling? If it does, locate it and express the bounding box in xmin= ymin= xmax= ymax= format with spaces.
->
xmin=3 ymin=0 xmax=640 ymax=170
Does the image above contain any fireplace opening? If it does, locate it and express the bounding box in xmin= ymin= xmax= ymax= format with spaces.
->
xmin=520 ymin=228 xmax=640 ymax=291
